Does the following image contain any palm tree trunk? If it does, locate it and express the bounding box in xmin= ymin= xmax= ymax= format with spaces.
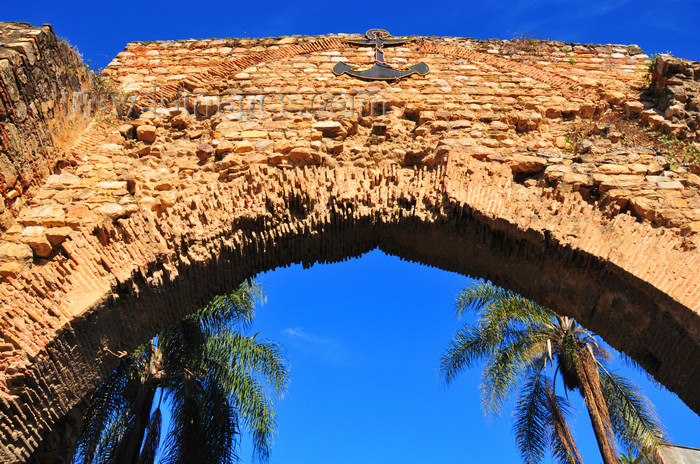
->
xmin=577 ymin=347 xmax=619 ymax=464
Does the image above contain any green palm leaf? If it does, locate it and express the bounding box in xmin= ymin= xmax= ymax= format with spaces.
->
xmin=73 ymin=358 xmax=142 ymax=463
xmin=513 ymin=367 xmax=549 ymax=464
xmin=546 ymin=388 xmax=583 ymax=464
xmin=481 ymin=330 xmax=540 ymax=418
xmin=439 ymin=325 xmax=492 ymax=384
xmin=72 ymin=281 xmax=288 ymax=464
xmin=599 ymin=368 xmax=667 ymax=459
xmin=441 ymin=281 xmax=667 ymax=464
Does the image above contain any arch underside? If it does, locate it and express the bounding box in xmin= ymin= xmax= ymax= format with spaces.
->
xmin=2 ymin=35 xmax=699 ymax=463
xmin=7 ymin=156 xmax=699 ymax=463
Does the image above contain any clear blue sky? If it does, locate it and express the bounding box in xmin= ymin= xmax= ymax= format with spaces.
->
xmin=5 ymin=1 xmax=699 ymax=463
xmin=4 ymin=0 xmax=699 ymax=71
xmin=244 ymin=251 xmax=700 ymax=464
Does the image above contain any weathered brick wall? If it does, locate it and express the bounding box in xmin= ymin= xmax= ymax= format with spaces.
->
xmin=0 ymin=22 xmax=92 ymax=231
xmin=0 ymin=30 xmax=699 ymax=463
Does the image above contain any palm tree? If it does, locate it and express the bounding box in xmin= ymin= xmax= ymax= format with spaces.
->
xmin=620 ymin=449 xmax=638 ymax=464
xmin=439 ymin=282 xmax=666 ymax=464
xmin=72 ymin=281 xmax=288 ymax=464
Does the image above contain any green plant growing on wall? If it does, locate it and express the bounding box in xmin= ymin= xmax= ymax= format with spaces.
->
xmin=642 ymin=54 xmax=660 ymax=85
xmin=642 ymin=52 xmax=674 ymax=85
xmin=90 ymin=74 xmax=130 ymax=117
xmin=504 ymin=33 xmax=548 ymax=55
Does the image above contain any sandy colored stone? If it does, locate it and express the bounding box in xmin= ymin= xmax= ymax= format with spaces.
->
xmin=65 ymin=204 xmax=99 ymax=229
xmin=240 ymin=130 xmax=268 ymax=139
xmin=623 ymin=101 xmax=644 ymax=117
xmin=0 ymin=262 xmax=22 ymax=278
xmin=196 ymin=142 xmax=214 ymax=161
xmin=96 ymin=181 xmax=128 ymax=190
xmin=506 ymin=155 xmax=547 ymax=173
xmin=235 ymin=141 xmax=254 ymax=153
xmin=288 ymin=147 xmax=315 ymax=165
xmin=312 ymin=121 xmax=346 ymax=138
xmin=216 ymin=140 xmax=235 ymax=155
xmin=45 ymin=227 xmax=73 ymax=246
xmin=18 ymin=205 xmax=66 ymax=227
xmin=599 ymin=164 xmax=630 ymax=174
xmin=136 ymin=125 xmax=157 ymax=143
xmin=630 ymin=197 xmax=658 ymax=220
xmin=0 ymin=242 xmax=33 ymax=262
xmin=20 ymin=226 xmax=52 ymax=257
xmin=160 ymin=191 xmax=178 ymax=207
xmin=95 ymin=203 xmax=127 ymax=219
xmin=118 ymin=124 xmax=135 ymax=139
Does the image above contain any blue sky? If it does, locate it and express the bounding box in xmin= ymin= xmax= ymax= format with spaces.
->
xmin=4 ymin=0 xmax=699 ymax=71
xmin=5 ymin=1 xmax=699 ymax=463
xmin=244 ymin=251 xmax=700 ymax=464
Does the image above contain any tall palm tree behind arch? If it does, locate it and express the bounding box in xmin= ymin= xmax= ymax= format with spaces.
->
xmin=439 ymin=282 xmax=666 ymax=464
xmin=72 ymin=281 xmax=289 ymax=464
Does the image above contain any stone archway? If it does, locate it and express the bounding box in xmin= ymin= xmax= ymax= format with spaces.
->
xmin=1 ymin=25 xmax=699 ymax=463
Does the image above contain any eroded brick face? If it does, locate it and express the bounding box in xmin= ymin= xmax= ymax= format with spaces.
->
xmin=1 ymin=24 xmax=699 ymax=463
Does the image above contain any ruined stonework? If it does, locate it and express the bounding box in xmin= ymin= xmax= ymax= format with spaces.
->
xmin=0 ymin=23 xmax=92 ymax=232
xmin=0 ymin=24 xmax=699 ymax=463
xmin=650 ymin=53 xmax=700 ymax=140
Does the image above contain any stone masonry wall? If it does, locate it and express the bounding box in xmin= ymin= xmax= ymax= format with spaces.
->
xmin=0 ymin=29 xmax=699 ymax=463
xmin=649 ymin=53 xmax=700 ymax=141
xmin=0 ymin=22 xmax=92 ymax=231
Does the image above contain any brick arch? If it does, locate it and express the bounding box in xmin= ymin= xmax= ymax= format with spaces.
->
xmin=3 ymin=155 xmax=700 ymax=463
xmin=148 ymin=37 xmax=599 ymax=104
xmin=2 ymin=27 xmax=700 ymax=464
xmin=416 ymin=41 xmax=601 ymax=100
xmin=154 ymin=37 xmax=346 ymax=102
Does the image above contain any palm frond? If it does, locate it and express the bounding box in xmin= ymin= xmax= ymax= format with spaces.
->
xmin=481 ymin=291 xmax=553 ymax=331
xmin=161 ymin=376 xmax=206 ymax=464
xmin=439 ymin=325 xmax=492 ymax=385
xmin=92 ymin=411 xmax=129 ymax=464
xmin=136 ymin=405 xmax=161 ymax=464
xmin=513 ymin=368 xmax=550 ymax=464
xmin=199 ymin=280 xmax=264 ymax=333
xmin=200 ymin=379 xmax=238 ymax=464
xmin=159 ymin=315 xmax=207 ymax=375
xmin=228 ymin=371 xmax=277 ymax=461
xmin=73 ymin=356 xmax=142 ymax=463
xmin=442 ymin=281 xmax=667 ymax=464
xmin=162 ymin=376 xmax=239 ymax=464
xmin=546 ymin=387 xmax=583 ymax=464
xmin=454 ymin=281 xmax=511 ymax=318
xmin=599 ymin=368 xmax=667 ymax=461
xmin=206 ymin=333 xmax=289 ymax=396
xmin=74 ymin=281 xmax=287 ymax=464
xmin=481 ymin=330 xmax=541 ymax=418
xmin=455 ymin=283 xmax=552 ymax=329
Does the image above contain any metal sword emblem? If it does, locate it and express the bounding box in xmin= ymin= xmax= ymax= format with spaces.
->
xmin=332 ymin=29 xmax=429 ymax=81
